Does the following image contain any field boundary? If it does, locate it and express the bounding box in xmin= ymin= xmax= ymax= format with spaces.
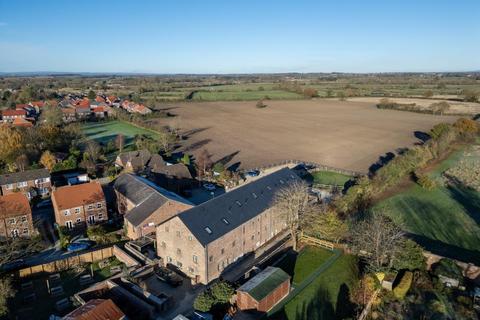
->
xmin=245 ymin=159 xmax=364 ymax=176
xmin=266 ymin=248 xmax=342 ymax=318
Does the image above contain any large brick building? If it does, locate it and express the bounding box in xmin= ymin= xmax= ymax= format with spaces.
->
xmin=156 ymin=168 xmax=300 ymax=284
xmin=52 ymin=182 xmax=107 ymax=230
xmin=0 ymin=168 xmax=51 ymax=199
xmin=0 ymin=193 xmax=34 ymax=238
xmin=113 ymin=174 xmax=193 ymax=240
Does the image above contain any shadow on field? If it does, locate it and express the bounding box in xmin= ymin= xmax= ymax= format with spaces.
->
xmin=182 ymin=127 xmax=211 ymax=140
xmin=447 ymin=184 xmax=480 ymax=225
xmin=414 ymin=130 xmax=431 ymax=143
xmin=368 ymin=152 xmax=395 ymax=175
xmin=184 ymin=139 xmax=212 ymax=152
xmin=216 ymin=151 xmax=240 ymax=166
xmin=407 ymin=233 xmax=480 ymax=265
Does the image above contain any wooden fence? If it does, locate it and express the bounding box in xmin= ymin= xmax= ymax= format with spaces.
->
xmin=300 ymin=234 xmax=335 ymax=250
xmin=18 ymin=246 xmax=115 ymax=278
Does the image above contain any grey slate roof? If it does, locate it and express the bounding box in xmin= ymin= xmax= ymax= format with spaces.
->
xmin=177 ymin=168 xmax=300 ymax=246
xmin=0 ymin=168 xmax=50 ymax=185
xmin=117 ymin=150 xmax=152 ymax=170
xmin=114 ymin=174 xmax=192 ymax=227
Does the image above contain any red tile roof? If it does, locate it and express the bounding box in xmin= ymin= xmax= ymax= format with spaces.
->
xmin=2 ymin=109 xmax=27 ymax=117
xmin=63 ymin=299 xmax=125 ymax=320
xmin=52 ymin=182 xmax=105 ymax=210
xmin=30 ymin=101 xmax=45 ymax=107
xmin=15 ymin=104 xmax=28 ymax=110
xmin=95 ymin=96 xmax=106 ymax=103
xmin=0 ymin=193 xmax=31 ymax=219
xmin=92 ymin=106 xmax=105 ymax=113
xmin=77 ymin=98 xmax=91 ymax=108
xmin=12 ymin=118 xmax=33 ymax=127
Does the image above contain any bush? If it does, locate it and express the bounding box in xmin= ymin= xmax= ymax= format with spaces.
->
xmin=256 ymin=99 xmax=267 ymax=108
xmin=211 ymin=281 xmax=234 ymax=303
xmin=393 ymin=271 xmax=413 ymax=300
xmin=194 ymin=291 xmax=215 ymax=312
xmin=193 ymin=281 xmax=234 ymax=312
xmin=416 ymin=173 xmax=437 ymax=190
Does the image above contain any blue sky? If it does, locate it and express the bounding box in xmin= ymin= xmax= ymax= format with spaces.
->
xmin=0 ymin=0 xmax=478 ymax=73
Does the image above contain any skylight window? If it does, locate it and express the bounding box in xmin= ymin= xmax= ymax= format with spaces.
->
xmin=222 ymin=218 xmax=230 ymax=225
xmin=266 ymin=186 xmax=272 ymax=190
xmin=252 ymin=192 xmax=258 ymax=199
xmin=279 ymin=179 xmax=285 ymax=184
xmin=235 ymin=200 xmax=242 ymax=207
xmin=205 ymin=227 xmax=212 ymax=234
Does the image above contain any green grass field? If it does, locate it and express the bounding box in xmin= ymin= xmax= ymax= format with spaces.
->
xmin=81 ymin=120 xmax=159 ymax=148
xmin=272 ymin=247 xmax=358 ymax=320
xmin=310 ymin=171 xmax=352 ymax=186
xmin=375 ymin=146 xmax=480 ymax=263
xmin=192 ymin=90 xmax=303 ymax=101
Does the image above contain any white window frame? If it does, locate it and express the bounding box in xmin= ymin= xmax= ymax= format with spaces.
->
xmin=17 ymin=181 xmax=28 ymax=188
xmin=97 ymin=202 xmax=102 ymax=208
xmin=64 ymin=209 xmax=71 ymax=216
xmin=75 ymin=208 xmax=81 ymax=214
xmin=5 ymin=183 xmax=14 ymax=190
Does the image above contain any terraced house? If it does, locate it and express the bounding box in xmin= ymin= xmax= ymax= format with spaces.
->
xmin=52 ymin=182 xmax=107 ymax=230
xmin=156 ymin=168 xmax=299 ymax=284
xmin=0 ymin=193 xmax=34 ymax=238
xmin=0 ymin=168 xmax=51 ymax=199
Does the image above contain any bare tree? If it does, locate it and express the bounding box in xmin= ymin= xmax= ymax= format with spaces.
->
xmin=0 ymin=277 xmax=14 ymax=317
xmin=84 ymin=140 xmax=102 ymax=162
xmin=350 ymin=213 xmax=404 ymax=273
xmin=196 ymin=148 xmax=213 ymax=179
xmin=158 ymin=130 xmax=176 ymax=156
xmin=115 ymin=134 xmax=125 ymax=153
xmin=274 ymin=180 xmax=310 ymax=251
xmin=15 ymin=154 xmax=29 ymax=172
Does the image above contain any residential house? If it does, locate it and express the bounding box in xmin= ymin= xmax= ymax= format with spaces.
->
xmin=1 ymin=109 xmax=27 ymax=123
xmin=156 ymin=168 xmax=298 ymax=284
xmin=132 ymin=104 xmax=152 ymax=115
xmin=115 ymin=150 xmax=193 ymax=192
xmin=236 ymin=266 xmax=291 ymax=312
xmin=63 ymin=299 xmax=125 ymax=320
xmin=92 ymin=106 xmax=107 ymax=118
xmin=52 ymin=182 xmax=107 ymax=230
xmin=61 ymin=107 xmax=77 ymax=123
xmin=113 ymin=174 xmax=193 ymax=240
xmin=0 ymin=193 xmax=34 ymax=238
xmin=115 ymin=150 xmax=153 ymax=172
xmin=0 ymin=168 xmax=51 ymax=199
xmin=75 ymin=105 xmax=91 ymax=119
xmin=12 ymin=117 xmax=34 ymax=128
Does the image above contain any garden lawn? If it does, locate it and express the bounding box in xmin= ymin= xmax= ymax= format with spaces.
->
xmin=271 ymin=246 xmax=358 ymax=320
xmin=81 ymin=120 xmax=159 ymax=148
xmin=311 ymin=171 xmax=352 ymax=186
xmin=375 ymin=146 xmax=480 ymax=264
xmin=282 ymin=254 xmax=358 ymax=320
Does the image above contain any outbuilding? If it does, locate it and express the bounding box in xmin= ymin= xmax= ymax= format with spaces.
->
xmin=236 ymin=266 xmax=291 ymax=312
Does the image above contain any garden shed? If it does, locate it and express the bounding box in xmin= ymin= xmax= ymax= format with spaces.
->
xmin=236 ymin=266 xmax=290 ymax=312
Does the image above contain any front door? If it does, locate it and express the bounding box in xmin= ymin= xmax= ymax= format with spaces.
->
xmin=88 ymin=215 xmax=95 ymax=224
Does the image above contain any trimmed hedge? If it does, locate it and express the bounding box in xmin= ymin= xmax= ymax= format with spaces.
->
xmin=393 ymin=271 xmax=413 ymax=300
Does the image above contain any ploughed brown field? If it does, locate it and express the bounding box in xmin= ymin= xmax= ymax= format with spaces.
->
xmin=159 ymin=100 xmax=459 ymax=173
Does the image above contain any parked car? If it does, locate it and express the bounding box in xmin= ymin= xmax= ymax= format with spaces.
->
xmin=203 ymin=183 xmax=216 ymax=191
xmin=154 ymin=265 xmax=183 ymax=287
xmin=245 ymin=170 xmax=260 ymax=177
xmin=1 ymin=259 xmax=25 ymax=272
xmin=67 ymin=241 xmax=93 ymax=252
